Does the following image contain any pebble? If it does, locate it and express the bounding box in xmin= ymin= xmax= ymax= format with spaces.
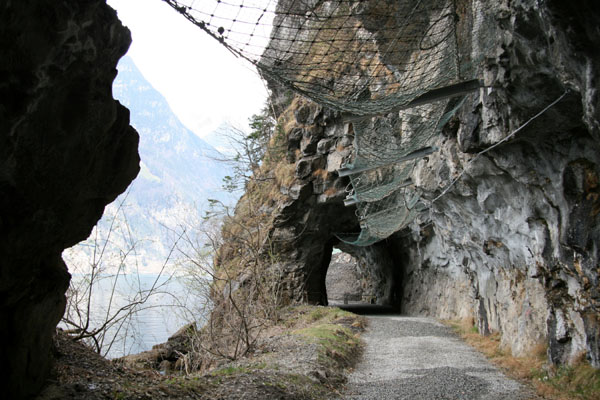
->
xmin=342 ymin=316 xmax=535 ymax=400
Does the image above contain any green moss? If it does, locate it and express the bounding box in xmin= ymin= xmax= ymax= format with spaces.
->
xmin=112 ymin=391 xmax=126 ymax=400
xmin=292 ymin=322 xmax=362 ymax=376
xmin=287 ymin=305 xmax=358 ymax=326
xmin=294 ymin=324 xmax=352 ymax=342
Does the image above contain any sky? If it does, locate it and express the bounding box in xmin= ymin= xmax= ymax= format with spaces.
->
xmin=107 ymin=0 xmax=269 ymax=138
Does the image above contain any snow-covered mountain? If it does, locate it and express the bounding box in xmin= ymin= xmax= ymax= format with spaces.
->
xmin=63 ymin=57 xmax=234 ymax=273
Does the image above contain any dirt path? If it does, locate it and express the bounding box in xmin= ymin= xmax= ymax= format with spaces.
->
xmin=343 ymin=315 xmax=536 ymax=400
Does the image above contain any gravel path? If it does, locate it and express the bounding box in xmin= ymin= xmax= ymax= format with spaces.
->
xmin=343 ymin=315 xmax=535 ymax=400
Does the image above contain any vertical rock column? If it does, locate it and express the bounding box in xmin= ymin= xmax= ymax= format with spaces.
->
xmin=0 ymin=1 xmax=140 ymax=397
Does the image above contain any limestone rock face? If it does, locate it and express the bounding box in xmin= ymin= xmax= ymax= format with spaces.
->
xmin=325 ymin=252 xmax=362 ymax=303
xmin=249 ymin=97 xmax=358 ymax=306
xmin=394 ymin=0 xmax=600 ymax=366
xmin=242 ymin=0 xmax=600 ymax=368
xmin=0 ymin=1 xmax=139 ymax=397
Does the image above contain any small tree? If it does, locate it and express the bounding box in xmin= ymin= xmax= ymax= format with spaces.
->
xmin=171 ymin=100 xmax=292 ymax=370
xmin=172 ymin=198 xmax=285 ymax=372
xmin=215 ymin=106 xmax=277 ymax=193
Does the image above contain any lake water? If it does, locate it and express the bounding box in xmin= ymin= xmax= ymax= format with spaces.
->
xmin=64 ymin=273 xmax=208 ymax=359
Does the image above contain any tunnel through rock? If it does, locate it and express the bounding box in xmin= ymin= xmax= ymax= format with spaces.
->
xmin=304 ymin=237 xmax=403 ymax=308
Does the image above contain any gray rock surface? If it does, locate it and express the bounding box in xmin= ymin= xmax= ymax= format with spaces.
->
xmin=392 ymin=0 xmax=600 ymax=366
xmin=253 ymin=0 xmax=600 ymax=368
xmin=344 ymin=316 xmax=533 ymax=400
xmin=326 ymin=252 xmax=362 ymax=304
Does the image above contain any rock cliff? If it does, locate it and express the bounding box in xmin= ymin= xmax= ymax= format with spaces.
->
xmin=224 ymin=0 xmax=600 ymax=368
xmin=0 ymin=1 xmax=138 ymax=397
xmin=398 ymin=0 xmax=600 ymax=367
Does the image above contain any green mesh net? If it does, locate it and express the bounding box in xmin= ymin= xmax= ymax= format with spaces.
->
xmin=163 ymin=0 xmax=470 ymax=114
xmin=162 ymin=0 xmax=491 ymax=246
xmin=337 ymin=100 xmax=447 ymax=245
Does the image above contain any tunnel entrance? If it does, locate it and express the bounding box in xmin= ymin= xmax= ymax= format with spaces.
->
xmin=316 ymin=241 xmax=403 ymax=309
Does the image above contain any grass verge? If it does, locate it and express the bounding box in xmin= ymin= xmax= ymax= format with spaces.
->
xmin=200 ymin=305 xmax=365 ymax=399
xmin=445 ymin=318 xmax=600 ymax=400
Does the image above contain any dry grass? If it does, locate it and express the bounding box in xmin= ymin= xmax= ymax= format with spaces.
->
xmin=312 ymin=168 xmax=329 ymax=180
xmin=444 ymin=318 xmax=600 ymax=400
xmin=207 ymin=305 xmax=365 ymax=399
xmin=284 ymin=305 xmax=366 ymax=379
xmin=323 ymin=187 xmax=340 ymax=197
xmin=283 ymin=305 xmax=365 ymax=329
xmin=279 ymin=97 xmax=302 ymax=133
xmin=275 ymin=162 xmax=296 ymax=188
xmin=533 ymin=354 xmax=600 ymax=400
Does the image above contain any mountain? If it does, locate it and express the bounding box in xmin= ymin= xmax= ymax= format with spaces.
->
xmin=202 ymin=121 xmax=239 ymax=157
xmin=113 ymin=56 xmax=230 ymax=208
xmin=64 ymin=56 xmax=235 ymax=273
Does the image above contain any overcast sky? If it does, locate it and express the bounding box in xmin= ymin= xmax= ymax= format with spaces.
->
xmin=107 ymin=0 xmax=269 ymax=138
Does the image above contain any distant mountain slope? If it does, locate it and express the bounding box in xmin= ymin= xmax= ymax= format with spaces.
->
xmin=113 ymin=56 xmax=228 ymax=208
xmin=64 ymin=56 xmax=234 ymax=273
xmin=202 ymin=122 xmax=238 ymax=156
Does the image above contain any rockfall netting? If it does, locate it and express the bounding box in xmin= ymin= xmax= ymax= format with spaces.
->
xmin=337 ymin=98 xmax=464 ymax=246
xmin=163 ymin=0 xmax=489 ymax=245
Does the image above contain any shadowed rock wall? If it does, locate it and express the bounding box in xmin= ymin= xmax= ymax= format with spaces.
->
xmin=0 ymin=1 xmax=139 ymax=397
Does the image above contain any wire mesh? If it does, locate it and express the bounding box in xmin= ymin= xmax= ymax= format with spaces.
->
xmin=163 ymin=0 xmax=489 ymax=246
xmin=336 ymin=99 xmax=447 ymax=245
xmin=163 ymin=0 xmax=464 ymax=115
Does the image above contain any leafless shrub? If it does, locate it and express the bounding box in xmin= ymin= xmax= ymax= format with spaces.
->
xmin=170 ymin=193 xmax=288 ymax=372
xmin=61 ymin=191 xmax=186 ymax=357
